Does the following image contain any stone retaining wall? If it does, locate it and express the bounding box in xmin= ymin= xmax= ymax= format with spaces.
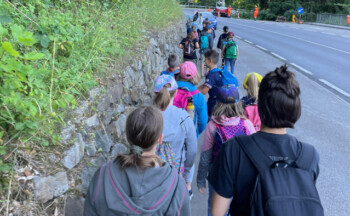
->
xmin=31 ymin=22 xmax=185 ymax=215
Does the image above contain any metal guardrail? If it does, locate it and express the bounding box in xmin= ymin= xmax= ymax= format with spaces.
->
xmin=180 ymin=4 xmax=214 ymax=9
xmin=316 ymin=13 xmax=348 ymax=26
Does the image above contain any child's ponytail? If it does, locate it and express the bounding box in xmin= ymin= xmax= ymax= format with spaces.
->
xmin=117 ymin=154 xmax=162 ymax=170
xmin=153 ymin=84 xmax=176 ymax=110
xmin=116 ymin=106 xmax=164 ymax=169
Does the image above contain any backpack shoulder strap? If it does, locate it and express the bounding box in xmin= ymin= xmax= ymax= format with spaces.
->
xmin=190 ymin=89 xmax=200 ymax=95
xmin=170 ymin=70 xmax=179 ymax=76
xmin=235 ymin=135 xmax=273 ymax=173
xmin=295 ymin=142 xmax=316 ymax=171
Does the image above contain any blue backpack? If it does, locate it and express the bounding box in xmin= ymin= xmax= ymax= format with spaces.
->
xmin=236 ymin=136 xmax=324 ymax=216
xmin=160 ymin=69 xmax=179 ymax=78
xmin=211 ymin=67 xmax=238 ymax=87
xmin=200 ymin=34 xmax=209 ymax=49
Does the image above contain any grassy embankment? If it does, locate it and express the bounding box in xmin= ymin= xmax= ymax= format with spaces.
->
xmin=0 ymin=0 xmax=182 ymax=192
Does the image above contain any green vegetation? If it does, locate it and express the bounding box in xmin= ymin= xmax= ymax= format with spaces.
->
xmin=0 ymin=0 xmax=181 ymax=178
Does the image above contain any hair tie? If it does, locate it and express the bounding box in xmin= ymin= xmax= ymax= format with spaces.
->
xmin=129 ymin=145 xmax=143 ymax=156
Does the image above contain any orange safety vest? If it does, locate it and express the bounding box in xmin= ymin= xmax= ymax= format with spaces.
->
xmin=254 ymin=7 xmax=259 ymax=18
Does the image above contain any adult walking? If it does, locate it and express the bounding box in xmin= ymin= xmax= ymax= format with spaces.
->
xmin=208 ymin=65 xmax=324 ymax=216
xmin=254 ymin=5 xmax=259 ymax=21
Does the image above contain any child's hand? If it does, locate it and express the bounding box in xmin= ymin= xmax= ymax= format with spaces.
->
xmin=199 ymin=185 xmax=207 ymax=194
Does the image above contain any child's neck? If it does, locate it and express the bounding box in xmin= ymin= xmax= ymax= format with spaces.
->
xmin=208 ymin=64 xmax=217 ymax=70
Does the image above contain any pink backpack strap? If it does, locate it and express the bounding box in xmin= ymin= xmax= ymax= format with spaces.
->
xmin=190 ymin=89 xmax=200 ymax=96
xmin=241 ymin=118 xmax=251 ymax=135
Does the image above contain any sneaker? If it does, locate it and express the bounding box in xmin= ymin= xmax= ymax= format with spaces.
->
xmin=188 ymin=189 xmax=194 ymax=200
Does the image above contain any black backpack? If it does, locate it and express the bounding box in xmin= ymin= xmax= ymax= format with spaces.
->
xmin=236 ymin=135 xmax=324 ymax=216
xmin=219 ymin=33 xmax=229 ymax=49
xmin=184 ymin=38 xmax=195 ymax=56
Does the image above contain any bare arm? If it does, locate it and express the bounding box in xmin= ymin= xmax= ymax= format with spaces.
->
xmin=198 ymin=85 xmax=210 ymax=95
xmin=210 ymin=190 xmax=232 ymax=216
xmin=221 ymin=45 xmax=226 ymax=59
xmin=195 ymin=42 xmax=200 ymax=49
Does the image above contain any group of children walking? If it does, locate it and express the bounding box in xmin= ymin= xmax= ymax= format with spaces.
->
xmin=83 ymin=16 xmax=323 ymax=216
xmin=184 ymin=15 xmax=238 ymax=77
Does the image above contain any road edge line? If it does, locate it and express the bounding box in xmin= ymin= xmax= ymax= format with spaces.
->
xmin=319 ymin=79 xmax=350 ymax=97
xmin=271 ymin=52 xmax=286 ymax=61
xmin=256 ymin=45 xmax=267 ymax=51
xmin=290 ymin=63 xmax=313 ymax=75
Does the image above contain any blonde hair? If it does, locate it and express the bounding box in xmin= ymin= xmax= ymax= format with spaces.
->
xmin=177 ymin=72 xmax=200 ymax=86
xmin=212 ymin=101 xmax=246 ymax=120
xmin=153 ymin=84 xmax=176 ymax=110
xmin=246 ymin=74 xmax=260 ymax=100
xmin=117 ymin=106 xmax=163 ymax=169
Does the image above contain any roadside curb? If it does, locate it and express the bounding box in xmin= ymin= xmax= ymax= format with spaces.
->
xmin=305 ymin=22 xmax=350 ymax=31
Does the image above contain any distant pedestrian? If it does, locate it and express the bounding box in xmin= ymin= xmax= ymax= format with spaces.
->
xmin=160 ymin=54 xmax=180 ymax=79
xmin=186 ymin=16 xmax=193 ymax=28
xmin=192 ymin=25 xmax=198 ymax=39
xmin=153 ymin=75 xmax=198 ymax=200
xmin=208 ymin=65 xmax=324 ymax=216
xmin=254 ymin=5 xmax=259 ymax=21
xmin=197 ymin=85 xmax=256 ymax=215
xmin=209 ymin=23 xmax=216 ymax=40
xmin=198 ymin=13 xmax=203 ymax=33
xmin=192 ymin=15 xmax=199 ymax=35
xmin=237 ymin=9 xmax=240 ymax=19
xmin=83 ymin=106 xmax=190 ymax=215
xmin=241 ymin=72 xmax=263 ymax=131
xmin=228 ymin=7 xmax=232 ymax=17
xmin=208 ymin=8 xmax=212 ymax=12
xmin=221 ymin=32 xmax=238 ymax=74
xmin=217 ymin=26 xmax=230 ymax=66
xmin=199 ymin=26 xmax=213 ymax=77
xmin=179 ymin=28 xmax=200 ymax=64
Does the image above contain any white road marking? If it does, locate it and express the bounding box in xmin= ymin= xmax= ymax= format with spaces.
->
xmin=290 ymin=63 xmax=313 ymax=75
xmin=231 ymin=22 xmax=350 ymax=55
xmin=236 ymin=36 xmax=242 ymax=39
xmin=271 ymin=52 xmax=286 ymax=61
xmin=342 ymin=35 xmax=350 ymax=38
xmin=319 ymin=79 xmax=350 ymax=97
xmin=245 ymin=40 xmax=253 ymax=44
xmin=256 ymin=45 xmax=267 ymax=51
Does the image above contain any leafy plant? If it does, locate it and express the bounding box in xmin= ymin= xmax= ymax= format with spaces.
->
xmin=0 ymin=0 xmax=182 ymax=182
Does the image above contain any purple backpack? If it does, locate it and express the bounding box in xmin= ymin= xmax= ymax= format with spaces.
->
xmin=173 ymin=87 xmax=200 ymax=110
xmin=212 ymin=118 xmax=249 ymax=163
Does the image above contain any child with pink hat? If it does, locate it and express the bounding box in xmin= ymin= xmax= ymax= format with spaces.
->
xmin=174 ymin=61 xmax=208 ymax=199
xmin=176 ymin=61 xmax=208 ymax=135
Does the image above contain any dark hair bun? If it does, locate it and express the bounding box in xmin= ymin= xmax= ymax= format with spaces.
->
xmin=274 ymin=64 xmax=294 ymax=80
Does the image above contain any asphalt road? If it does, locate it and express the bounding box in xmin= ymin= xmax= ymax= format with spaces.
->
xmin=183 ymin=8 xmax=350 ymax=216
xmin=185 ymin=9 xmax=350 ymax=103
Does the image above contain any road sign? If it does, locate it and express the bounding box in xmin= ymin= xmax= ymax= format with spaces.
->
xmin=194 ymin=0 xmax=198 ymax=3
xmin=297 ymin=7 xmax=304 ymax=14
